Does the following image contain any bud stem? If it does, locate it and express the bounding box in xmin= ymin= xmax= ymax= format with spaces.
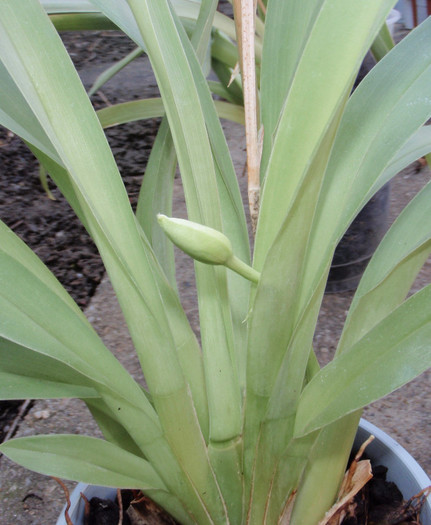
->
xmin=226 ymin=255 xmax=260 ymax=284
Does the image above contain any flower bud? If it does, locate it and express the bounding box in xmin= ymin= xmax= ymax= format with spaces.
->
xmin=157 ymin=214 xmax=233 ymax=265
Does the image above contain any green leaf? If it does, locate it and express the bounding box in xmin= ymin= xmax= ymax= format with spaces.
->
xmin=259 ymin=0 xmax=325 ymax=177
xmin=0 ymin=62 xmax=59 ymax=164
xmin=97 ymin=97 xmax=244 ymax=128
xmin=0 ymin=372 xmax=97 ymax=401
xmin=0 ymin=220 xmax=144 ymax=397
xmin=0 ymin=434 xmax=166 ymax=490
xmin=244 ymin=105 xmax=345 ymax=501
xmin=97 ymin=98 xmax=165 ymax=127
xmin=86 ymin=398 xmax=148 ymax=457
xmin=288 ymin=415 xmax=360 ymax=525
xmin=88 ymin=46 xmax=144 ymax=96
xmin=189 ymin=0 xmax=218 ymax=65
xmin=135 ymin=118 xmax=178 ymax=287
xmin=0 ymin=435 xmax=195 ymax=524
xmin=172 ymin=0 xmax=238 ymax=43
xmin=295 ymin=284 xmax=431 ymax=437
xmin=211 ymin=29 xmax=242 ymax=71
xmin=370 ymin=19 xmax=395 ymax=62
xmin=339 ymin=181 xmax=431 ymax=352
xmin=209 ymin=74 xmax=243 ymax=106
xmin=369 ymin=125 xmax=431 ymax=196
xmin=0 ymin=220 xmax=175 ymax=470
xmin=42 ymin=0 xmax=99 ymax=13
xmin=50 ymin=12 xmax=118 ymax=30
xmin=361 ymin=186 xmax=431 ymax=295
xmin=0 ymin=337 xmax=99 ymax=401
xmin=214 ymin=100 xmax=245 ymax=124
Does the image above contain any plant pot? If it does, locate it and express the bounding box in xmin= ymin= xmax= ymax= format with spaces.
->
xmin=355 ymin=419 xmax=431 ymax=523
xmin=57 ymin=419 xmax=431 ymax=525
xmin=56 ymin=483 xmax=117 ymax=525
xmin=326 ymin=183 xmax=391 ymax=293
xmin=386 ymin=8 xmax=402 ymax=34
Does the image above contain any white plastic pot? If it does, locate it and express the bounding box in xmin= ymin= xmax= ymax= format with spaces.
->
xmin=354 ymin=419 xmax=431 ymax=523
xmin=56 ymin=483 xmax=117 ymax=525
xmin=386 ymin=8 xmax=402 ymax=35
xmin=57 ymin=419 xmax=431 ymax=525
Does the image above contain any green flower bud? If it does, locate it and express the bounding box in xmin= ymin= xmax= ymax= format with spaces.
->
xmin=157 ymin=214 xmax=233 ymax=265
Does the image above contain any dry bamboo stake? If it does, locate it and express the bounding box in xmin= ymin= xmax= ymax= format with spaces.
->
xmin=233 ymin=0 xmax=261 ymax=233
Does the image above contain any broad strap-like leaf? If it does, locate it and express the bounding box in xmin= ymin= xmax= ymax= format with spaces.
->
xmin=0 ymin=434 xmax=194 ymax=525
xmin=259 ymin=0 xmax=325 ymax=177
xmin=0 ymin=221 xmax=195 ymax=510
xmin=0 ymin=371 xmax=97 ymax=401
xmin=243 ymin=104 xmax=345 ymax=506
xmin=0 ymin=434 xmax=164 ymax=488
xmin=0 ymin=220 xmax=162 ymax=427
xmin=0 ymin=221 xmax=129 ymax=387
xmin=0 ymin=337 xmax=99 ymax=401
xmin=98 ymin=98 xmax=245 ymax=128
xmin=85 ymin=398 xmax=148 ymax=457
xmin=165 ymin=4 xmax=248 ymax=518
xmin=369 ymin=125 xmax=431 ymax=197
xmin=0 ymin=62 xmax=59 ymax=164
xmin=288 ymin=414 xmax=360 ymax=525
xmin=294 ymin=283 xmax=431 ymax=437
xmin=97 ymin=98 xmax=165 ymax=127
xmin=42 ymin=0 xmax=98 ymax=13
xmin=88 ymin=46 xmax=144 ymax=96
xmin=338 ymin=180 xmax=431 ymax=351
xmin=135 ymin=118 xmax=178 ymax=287
xmin=370 ymin=19 xmax=394 ymax=61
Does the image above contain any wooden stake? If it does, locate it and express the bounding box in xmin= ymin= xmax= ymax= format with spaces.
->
xmin=233 ymin=0 xmax=261 ymax=233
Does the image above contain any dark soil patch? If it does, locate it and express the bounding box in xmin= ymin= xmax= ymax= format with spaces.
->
xmin=82 ymin=491 xmax=178 ymax=525
xmin=340 ymin=463 xmax=428 ymax=524
xmin=0 ymin=400 xmax=24 ymax=443
xmin=0 ymin=31 xmax=159 ymax=307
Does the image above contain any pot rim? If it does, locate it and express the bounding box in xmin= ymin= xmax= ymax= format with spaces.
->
xmin=57 ymin=418 xmax=431 ymax=524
